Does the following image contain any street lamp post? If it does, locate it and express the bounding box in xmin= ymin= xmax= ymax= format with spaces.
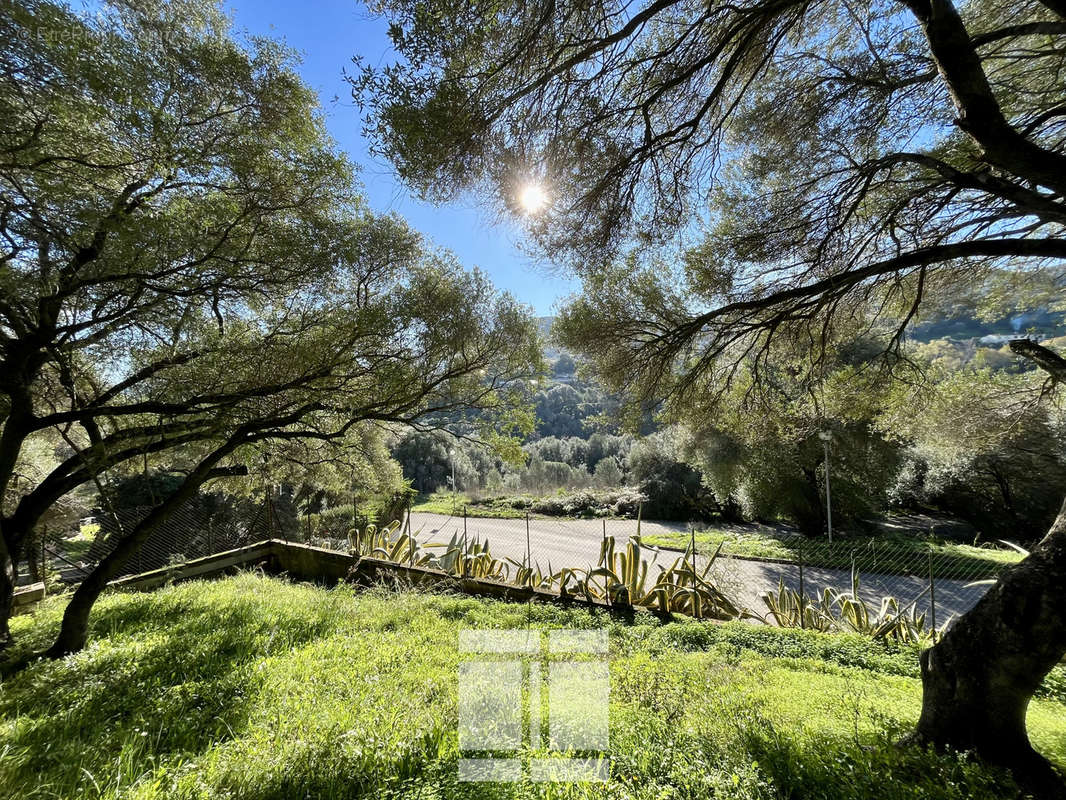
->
xmin=817 ymin=430 xmax=833 ymax=544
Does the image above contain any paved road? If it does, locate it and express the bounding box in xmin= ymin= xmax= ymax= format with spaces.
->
xmin=408 ymin=512 xmax=986 ymax=623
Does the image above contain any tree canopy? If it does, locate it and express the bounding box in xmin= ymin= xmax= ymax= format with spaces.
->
xmin=356 ymin=0 xmax=1066 ymax=791
xmin=0 ymin=0 xmax=540 ymax=653
xmin=356 ymin=0 xmax=1066 ymax=401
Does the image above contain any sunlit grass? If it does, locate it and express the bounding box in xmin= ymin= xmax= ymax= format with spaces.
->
xmin=61 ymin=530 xmax=98 ymax=562
xmin=411 ymin=491 xmax=531 ymax=519
xmin=2 ymin=573 xmax=1062 ymax=799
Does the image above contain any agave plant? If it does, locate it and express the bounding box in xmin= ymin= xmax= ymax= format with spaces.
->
xmin=430 ymin=533 xmax=510 ymax=581
xmin=561 ymin=536 xmax=739 ymax=621
xmin=348 ymin=521 xmax=739 ymax=621
xmin=760 ymin=569 xmax=937 ymax=643
xmin=587 ymin=535 xmax=650 ymax=605
xmin=759 ymin=579 xmax=834 ymax=632
xmin=507 ymin=557 xmax=577 ymax=590
xmin=832 ymin=590 xmax=931 ymax=642
xmin=836 ymin=565 xmax=934 ymax=643
xmin=554 ymin=566 xmax=593 ymax=598
xmin=647 ymin=544 xmax=740 ymax=620
xmin=348 ymin=521 xmax=432 ymax=567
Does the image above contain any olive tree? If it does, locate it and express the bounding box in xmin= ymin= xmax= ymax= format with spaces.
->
xmin=880 ymin=365 xmax=1066 ymax=540
xmin=355 ymin=0 xmax=1066 ymax=791
xmin=0 ymin=0 xmax=539 ymax=655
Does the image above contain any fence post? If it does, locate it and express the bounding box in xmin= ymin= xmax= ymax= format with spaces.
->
xmin=525 ymin=512 xmax=532 ymax=575
xmin=463 ymin=505 xmax=468 ymax=539
xmin=41 ymin=525 xmax=48 ymax=582
xmin=798 ymin=541 xmax=805 ymax=630
xmin=274 ymin=498 xmax=288 ymax=543
xmin=407 ymin=495 xmax=414 ymax=568
xmin=928 ymin=548 xmax=937 ymax=639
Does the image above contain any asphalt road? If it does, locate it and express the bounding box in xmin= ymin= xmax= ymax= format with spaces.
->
xmin=408 ymin=512 xmax=987 ymax=623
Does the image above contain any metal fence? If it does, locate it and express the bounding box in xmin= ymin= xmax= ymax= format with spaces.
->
xmin=401 ymin=509 xmax=1002 ymax=625
xmin=44 ymin=496 xmax=1004 ymax=628
xmin=66 ymin=499 xmax=282 ymax=581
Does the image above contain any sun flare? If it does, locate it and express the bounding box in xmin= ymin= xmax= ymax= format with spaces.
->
xmin=518 ymin=183 xmax=548 ymax=214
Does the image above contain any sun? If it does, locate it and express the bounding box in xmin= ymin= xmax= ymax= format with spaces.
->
xmin=518 ymin=183 xmax=548 ymax=214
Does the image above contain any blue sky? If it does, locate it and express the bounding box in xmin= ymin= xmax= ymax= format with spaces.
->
xmin=223 ymin=0 xmax=575 ymax=315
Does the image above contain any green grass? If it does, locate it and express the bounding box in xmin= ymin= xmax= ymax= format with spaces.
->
xmin=2 ymin=574 xmax=1063 ymax=799
xmin=640 ymin=527 xmax=1024 ymax=581
xmin=60 ymin=532 xmax=97 ymax=562
xmin=412 ymin=491 xmax=532 ymax=519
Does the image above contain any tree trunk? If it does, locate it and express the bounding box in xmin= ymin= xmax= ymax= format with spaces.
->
xmin=0 ymin=401 xmax=36 ymax=651
xmin=25 ymin=528 xmax=43 ymax=584
xmin=914 ymin=495 xmax=1066 ymax=798
xmin=47 ymin=492 xmax=198 ymax=656
xmin=0 ymin=536 xmax=16 ymax=650
xmin=0 ymin=516 xmax=61 ymax=648
xmin=44 ymin=449 xmax=244 ymax=658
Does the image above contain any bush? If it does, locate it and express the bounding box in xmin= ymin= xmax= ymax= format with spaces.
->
xmin=529 ymin=487 xmax=648 ymax=517
xmin=629 ymin=431 xmax=718 ymax=520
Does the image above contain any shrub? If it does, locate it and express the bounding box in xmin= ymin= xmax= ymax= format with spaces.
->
xmin=530 ymin=488 xmax=648 ymax=517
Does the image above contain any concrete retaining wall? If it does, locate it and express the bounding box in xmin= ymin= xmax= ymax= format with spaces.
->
xmin=13 ymin=582 xmax=46 ymax=614
xmin=109 ymin=541 xmax=277 ymax=591
xmin=107 ymin=539 xmax=620 ymax=615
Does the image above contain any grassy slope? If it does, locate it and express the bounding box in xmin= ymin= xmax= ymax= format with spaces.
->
xmin=1 ymin=575 xmax=1063 ymax=800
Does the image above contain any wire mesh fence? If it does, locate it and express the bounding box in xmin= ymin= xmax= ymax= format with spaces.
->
xmin=401 ymin=508 xmax=1006 ymax=628
xmin=43 ymin=492 xmax=1008 ymax=632
xmin=74 ymin=499 xmax=282 ymax=581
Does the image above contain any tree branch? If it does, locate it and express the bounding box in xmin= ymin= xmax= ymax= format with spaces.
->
xmin=684 ymin=237 xmax=1066 ymax=336
xmin=971 ymin=21 xmax=1066 ymax=48
xmin=1010 ymin=339 xmax=1066 ymax=381
xmin=901 ymin=0 xmax=1066 ymax=194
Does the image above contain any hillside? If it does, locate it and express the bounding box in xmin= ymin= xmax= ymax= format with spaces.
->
xmin=3 ymin=574 xmax=1064 ymax=799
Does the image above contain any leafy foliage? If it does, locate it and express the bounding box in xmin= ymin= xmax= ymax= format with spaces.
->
xmin=678 ymin=348 xmax=901 ymax=534
xmin=0 ymin=0 xmax=541 ymax=651
xmin=880 ymin=367 xmax=1066 ymax=542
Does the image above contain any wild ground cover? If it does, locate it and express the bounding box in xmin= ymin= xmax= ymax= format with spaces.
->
xmin=412 ymin=491 xmax=531 ymax=519
xmin=411 ymin=489 xmax=649 ymax=520
xmin=2 ymin=573 xmax=1063 ymax=800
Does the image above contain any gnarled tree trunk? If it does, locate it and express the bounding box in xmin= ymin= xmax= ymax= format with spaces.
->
xmin=0 ymin=535 xmax=16 ymax=649
xmin=44 ymin=454 xmax=246 ymax=658
xmin=914 ymin=495 xmax=1066 ymax=798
